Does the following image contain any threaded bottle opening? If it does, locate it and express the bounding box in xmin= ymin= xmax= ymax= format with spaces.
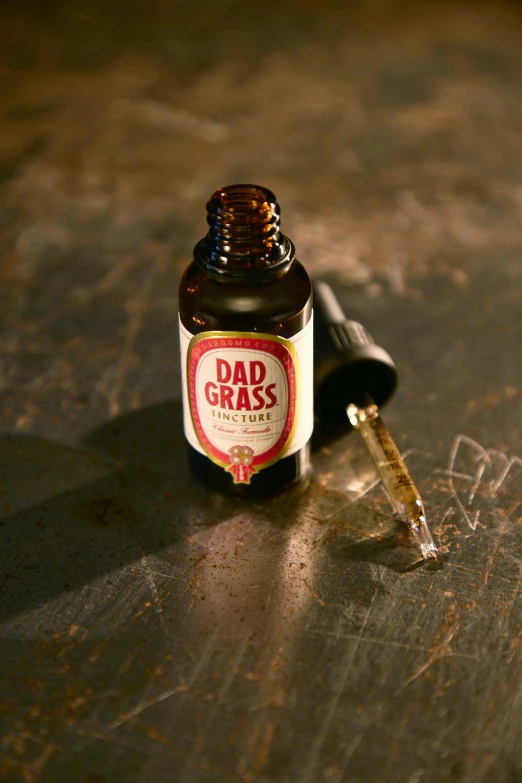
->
xmin=195 ymin=184 xmax=293 ymax=277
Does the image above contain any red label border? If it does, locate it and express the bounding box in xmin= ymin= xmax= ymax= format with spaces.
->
xmin=187 ymin=333 xmax=298 ymax=471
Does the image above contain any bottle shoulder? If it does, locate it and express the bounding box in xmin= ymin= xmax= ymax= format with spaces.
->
xmin=179 ymin=260 xmax=312 ymax=338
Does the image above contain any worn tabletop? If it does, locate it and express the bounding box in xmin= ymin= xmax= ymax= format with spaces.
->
xmin=1 ymin=1 xmax=522 ymax=781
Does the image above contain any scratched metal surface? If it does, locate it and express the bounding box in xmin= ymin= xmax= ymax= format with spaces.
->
xmin=1 ymin=1 xmax=522 ymax=781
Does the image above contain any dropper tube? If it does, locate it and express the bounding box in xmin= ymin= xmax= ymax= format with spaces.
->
xmin=347 ymin=400 xmax=438 ymax=559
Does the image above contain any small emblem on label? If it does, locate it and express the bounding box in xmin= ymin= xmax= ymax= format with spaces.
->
xmin=226 ymin=445 xmax=256 ymax=484
xmin=187 ymin=333 xmax=298 ymax=483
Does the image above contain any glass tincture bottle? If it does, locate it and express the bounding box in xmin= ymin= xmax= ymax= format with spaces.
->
xmin=178 ymin=184 xmax=313 ymax=495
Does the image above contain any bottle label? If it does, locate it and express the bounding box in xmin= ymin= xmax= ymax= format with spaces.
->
xmin=179 ymin=315 xmax=313 ymax=484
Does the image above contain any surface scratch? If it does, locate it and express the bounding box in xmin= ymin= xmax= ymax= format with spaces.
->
xmin=301 ymin=589 xmax=379 ymax=780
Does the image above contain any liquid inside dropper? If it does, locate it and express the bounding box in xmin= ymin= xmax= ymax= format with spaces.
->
xmin=347 ymin=402 xmax=438 ymax=560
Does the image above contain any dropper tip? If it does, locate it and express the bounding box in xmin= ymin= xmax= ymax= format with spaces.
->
xmin=409 ymin=513 xmax=438 ymax=561
xmin=421 ymin=544 xmax=439 ymax=561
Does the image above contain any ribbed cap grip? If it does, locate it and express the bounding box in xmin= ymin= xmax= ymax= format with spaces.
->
xmin=329 ymin=321 xmax=374 ymax=352
xmin=313 ymin=281 xmax=398 ymax=443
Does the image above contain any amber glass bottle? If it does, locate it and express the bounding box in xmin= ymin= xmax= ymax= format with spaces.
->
xmin=178 ymin=184 xmax=313 ymax=496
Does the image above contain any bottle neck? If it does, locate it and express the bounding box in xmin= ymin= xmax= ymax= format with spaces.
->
xmin=194 ymin=184 xmax=295 ymax=282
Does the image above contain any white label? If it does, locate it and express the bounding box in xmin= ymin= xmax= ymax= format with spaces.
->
xmin=179 ymin=314 xmax=313 ymax=484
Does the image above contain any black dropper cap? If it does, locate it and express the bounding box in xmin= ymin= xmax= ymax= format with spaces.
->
xmin=313 ymin=280 xmax=398 ymax=443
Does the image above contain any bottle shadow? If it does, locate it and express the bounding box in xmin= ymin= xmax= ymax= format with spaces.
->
xmin=0 ymin=401 xmax=243 ymax=624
